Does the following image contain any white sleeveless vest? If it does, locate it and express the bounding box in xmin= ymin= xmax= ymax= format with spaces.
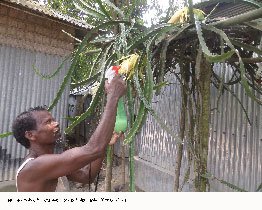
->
xmin=16 ymin=158 xmax=35 ymax=192
xmin=16 ymin=158 xmax=68 ymax=192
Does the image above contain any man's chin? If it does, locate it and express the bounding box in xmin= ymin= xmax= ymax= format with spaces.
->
xmin=55 ymin=137 xmax=64 ymax=149
xmin=54 ymin=132 xmax=61 ymax=139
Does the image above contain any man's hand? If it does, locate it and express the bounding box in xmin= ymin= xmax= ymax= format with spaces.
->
xmin=105 ymin=75 xmax=127 ymax=99
xmin=108 ymin=132 xmax=124 ymax=145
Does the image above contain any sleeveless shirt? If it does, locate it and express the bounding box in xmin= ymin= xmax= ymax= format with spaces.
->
xmin=16 ymin=158 xmax=35 ymax=192
xmin=16 ymin=158 xmax=68 ymax=192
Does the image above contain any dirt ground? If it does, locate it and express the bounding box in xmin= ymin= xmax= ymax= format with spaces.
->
xmin=69 ymin=156 xmax=130 ymax=192
xmin=0 ymin=156 xmax=142 ymax=192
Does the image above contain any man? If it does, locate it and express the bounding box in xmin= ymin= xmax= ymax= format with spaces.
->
xmin=12 ymin=75 xmax=126 ymax=192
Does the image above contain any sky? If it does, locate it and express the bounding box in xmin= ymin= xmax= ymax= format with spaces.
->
xmin=148 ymin=0 xmax=203 ymax=9
xmin=38 ymin=0 xmax=204 ymax=11
xmin=144 ymin=0 xmax=204 ymax=25
xmin=38 ymin=0 xmax=204 ymax=25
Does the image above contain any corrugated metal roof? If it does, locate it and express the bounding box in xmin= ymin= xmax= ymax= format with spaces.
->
xmin=1 ymin=0 xmax=91 ymax=29
xmin=196 ymin=0 xmax=261 ymax=20
xmin=196 ymin=0 xmax=262 ymax=8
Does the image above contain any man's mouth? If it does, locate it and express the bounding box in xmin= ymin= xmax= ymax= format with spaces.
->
xmin=53 ymin=128 xmax=61 ymax=137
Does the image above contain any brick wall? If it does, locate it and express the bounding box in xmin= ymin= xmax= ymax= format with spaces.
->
xmin=0 ymin=4 xmax=76 ymax=56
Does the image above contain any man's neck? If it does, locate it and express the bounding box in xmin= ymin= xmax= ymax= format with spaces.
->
xmin=29 ymin=144 xmax=54 ymax=158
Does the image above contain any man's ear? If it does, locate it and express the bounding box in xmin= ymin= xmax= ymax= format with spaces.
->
xmin=25 ymin=131 xmax=36 ymax=141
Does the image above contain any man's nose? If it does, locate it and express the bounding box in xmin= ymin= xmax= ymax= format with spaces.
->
xmin=53 ymin=121 xmax=59 ymax=127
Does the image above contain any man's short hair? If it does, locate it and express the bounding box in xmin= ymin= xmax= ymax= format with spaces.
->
xmin=12 ymin=106 xmax=48 ymax=149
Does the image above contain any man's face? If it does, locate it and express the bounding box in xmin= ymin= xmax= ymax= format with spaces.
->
xmin=32 ymin=111 xmax=61 ymax=145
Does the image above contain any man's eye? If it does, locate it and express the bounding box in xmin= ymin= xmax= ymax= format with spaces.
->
xmin=46 ymin=120 xmax=51 ymax=124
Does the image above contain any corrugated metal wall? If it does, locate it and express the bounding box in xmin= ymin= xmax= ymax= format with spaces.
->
xmin=135 ymin=65 xmax=262 ymax=192
xmin=0 ymin=44 xmax=71 ymax=181
xmin=208 ymin=64 xmax=262 ymax=191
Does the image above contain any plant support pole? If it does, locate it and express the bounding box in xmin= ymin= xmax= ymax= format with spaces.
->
xmin=127 ymin=82 xmax=135 ymax=192
xmin=174 ymin=62 xmax=188 ymax=191
xmin=198 ymin=56 xmax=211 ymax=191
xmin=105 ymin=145 xmax=113 ymax=191
xmin=121 ymin=136 xmax=126 ymax=187
xmin=129 ymin=139 xmax=135 ymax=191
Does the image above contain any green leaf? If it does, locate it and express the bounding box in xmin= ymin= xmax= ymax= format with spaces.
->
xmin=65 ymin=82 xmax=104 ymax=134
xmin=128 ymin=23 xmax=179 ymax=52
xmin=64 ymin=116 xmax=78 ymax=122
xmin=71 ymin=71 xmax=101 ymax=89
xmin=100 ymin=0 xmax=125 ymax=20
xmin=32 ymin=56 xmax=70 ymax=79
xmin=47 ymin=52 xmax=77 ymax=111
xmin=202 ymin=173 xmax=248 ymax=192
xmin=0 ymin=132 xmax=13 ymax=138
xmin=200 ymin=172 xmax=213 ymax=179
xmin=195 ymin=21 xmax=235 ymax=62
xmin=126 ymin=81 xmax=135 ymax=191
xmin=217 ymin=179 xmax=248 ymax=192
xmin=124 ymin=32 xmax=183 ymax=145
xmin=245 ymin=20 xmax=262 ymax=31
xmin=65 ymin=44 xmax=113 ymax=134
xmin=153 ymin=81 xmax=169 ymax=91
xmin=255 ymin=183 xmax=262 ymax=192
xmin=124 ymin=40 xmax=155 ymax=144
xmin=222 ymin=83 xmax=252 ymax=125
xmin=157 ymin=24 xmax=193 ymax=92
xmin=124 ymin=33 xmax=183 ymax=144
xmin=48 ymin=20 xmax=131 ymax=111
xmin=205 ymin=50 xmax=235 ymax=63
xmin=230 ymin=39 xmax=262 ymax=55
xmin=73 ymin=0 xmax=108 ymax=20
xmin=95 ymin=0 xmax=113 ymax=20
xmin=203 ymin=24 xmax=262 ymax=105
xmin=126 ymin=25 xmax=191 ymax=144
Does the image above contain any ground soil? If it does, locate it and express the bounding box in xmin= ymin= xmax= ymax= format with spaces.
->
xmin=69 ymin=156 xmax=130 ymax=192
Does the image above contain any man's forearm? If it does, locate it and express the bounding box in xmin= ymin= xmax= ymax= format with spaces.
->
xmin=87 ymin=94 xmax=119 ymax=152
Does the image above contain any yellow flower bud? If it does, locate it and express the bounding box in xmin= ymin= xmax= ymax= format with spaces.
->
xmin=118 ymin=53 xmax=139 ymax=80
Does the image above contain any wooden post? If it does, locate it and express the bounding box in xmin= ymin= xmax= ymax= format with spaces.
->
xmin=195 ymin=56 xmax=211 ymax=191
xmin=105 ymin=145 xmax=113 ymax=191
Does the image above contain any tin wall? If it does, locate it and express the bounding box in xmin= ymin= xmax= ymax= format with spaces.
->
xmin=0 ymin=44 xmax=71 ymax=181
xmin=135 ymin=66 xmax=262 ymax=191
